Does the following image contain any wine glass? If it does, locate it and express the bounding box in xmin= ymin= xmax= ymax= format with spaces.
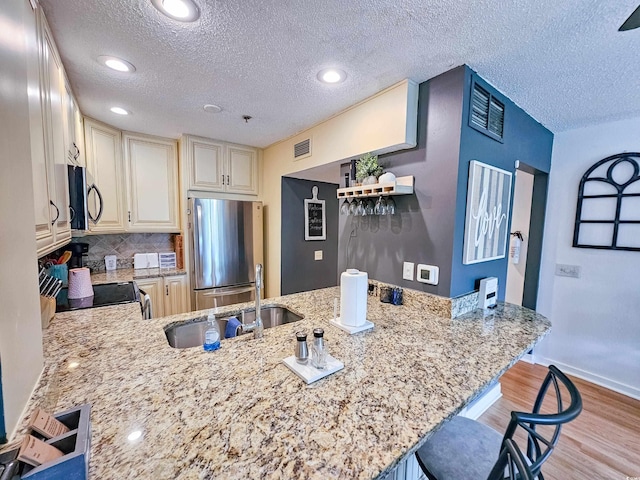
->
xmin=357 ymin=199 xmax=366 ymax=216
xmin=386 ymin=196 xmax=396 ymax=215
xmin=365 ymin=199 xmax=375 ymax=216
xmin=375 ymin=196 xmax=387 ymax=215
xmin=348 ymin=198 xmax=357 ymax=215
xmin=340 ymin=199 xmax=350 ymax=215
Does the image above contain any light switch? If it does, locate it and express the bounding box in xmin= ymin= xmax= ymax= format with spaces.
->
xmin=403 ymin=262 xmax=414 ymax=281
xmin=314 ymin=250 xmax=323 ymax=261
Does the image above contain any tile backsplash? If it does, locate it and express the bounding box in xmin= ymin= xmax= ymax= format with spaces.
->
xmin=73 ymin=234 xmax=175 ymax=272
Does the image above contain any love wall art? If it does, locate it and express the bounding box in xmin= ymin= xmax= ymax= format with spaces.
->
xmin=463 ymin=160 xmax=512 ymax=264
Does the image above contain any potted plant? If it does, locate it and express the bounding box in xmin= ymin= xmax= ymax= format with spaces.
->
xmin=355 ymin=152 xmax=383 ymax=185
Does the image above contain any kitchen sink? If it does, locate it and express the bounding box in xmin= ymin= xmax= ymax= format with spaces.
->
xmin=164 ymin=306 xmax=304 ymax=349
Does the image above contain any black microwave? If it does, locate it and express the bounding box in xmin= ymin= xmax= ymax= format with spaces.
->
xmin=68 ymin=165 xmax=103 ymax=230
xmin=67 ymin=165 xmax=89 ymax=230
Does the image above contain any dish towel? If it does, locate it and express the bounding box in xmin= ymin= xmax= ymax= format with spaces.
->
xmin=225 ymin=317 xmax=242 ymax=338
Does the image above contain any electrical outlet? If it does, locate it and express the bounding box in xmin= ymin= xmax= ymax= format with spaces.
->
xmin=403 ymin=262 xmax=415 ymax=281
xmin=555 ymin=264 xmax=581 ymax=278
xmin=314 ymin=250 xmax=323 ymax=261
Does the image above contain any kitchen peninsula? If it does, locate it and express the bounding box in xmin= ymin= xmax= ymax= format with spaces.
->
xmin=15 ymin=286 xmax=550 ymax=479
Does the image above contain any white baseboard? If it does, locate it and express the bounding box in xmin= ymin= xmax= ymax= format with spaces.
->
xmin=458 ymin=382 xmax=502 ymax=420
xmin=520 ymin=352 xmax=535 ymax=364
xmin=535 ymin=357 xmax=640 ymax=401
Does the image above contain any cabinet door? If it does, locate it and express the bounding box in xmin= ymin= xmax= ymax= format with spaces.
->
xmin=63 ymin=82 xmax=84 ymax=167
xmin=29 ymin=9 xmax=54 ymax=255
xmin=42 ymin=23 xmax=71 ymax=247
xmin=227 ymin=145 xmax=258 ymax=195
xmin=187 ymin=136 xmax=225 ymax=191
xmin=84 ymin=118 xmax=126 ymax=232
xmin=73 ymin=103 xmax=85 ymax=167
xmin=124 ymin=133 xmax=179 ymax=232
xmin=135 ymin=277 xmax=164 ymax=318
xmin=164 ymin=275 xmax=189 ymax=316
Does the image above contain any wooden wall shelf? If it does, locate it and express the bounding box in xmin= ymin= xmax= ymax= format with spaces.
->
xmin=336 ymin=175 xmax=414 ymax=199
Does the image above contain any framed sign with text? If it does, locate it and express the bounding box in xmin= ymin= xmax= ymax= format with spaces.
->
xmin=463 ymin=160 xmax=512 ymax=264
xmin=304 ymin=186 xmax=326 ymax=241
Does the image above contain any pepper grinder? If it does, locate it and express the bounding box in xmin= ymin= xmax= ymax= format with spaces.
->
xmin=295 ymin=331 xmax=309 ymax=364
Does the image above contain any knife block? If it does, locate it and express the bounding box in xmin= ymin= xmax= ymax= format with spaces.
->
xmin=39 ymin=296 xmax=56 ymax=329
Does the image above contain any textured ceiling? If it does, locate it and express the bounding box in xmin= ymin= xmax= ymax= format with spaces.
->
xmin=39 ymin=0 xmax=640 ymax=148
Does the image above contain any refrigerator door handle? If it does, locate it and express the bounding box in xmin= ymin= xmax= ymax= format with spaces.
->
xmin=194 ymin=203 xmax=204 ymax=281
xmin=199 ymin=285 xmax=255 ymax=296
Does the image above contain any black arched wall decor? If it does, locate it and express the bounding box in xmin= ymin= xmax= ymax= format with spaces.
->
xmin=573 ymin=152 xmax=640 ymax=251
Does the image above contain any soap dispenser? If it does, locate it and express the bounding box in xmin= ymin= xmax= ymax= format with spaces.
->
xmin=203 ymin=313 xmax=221 ymax=351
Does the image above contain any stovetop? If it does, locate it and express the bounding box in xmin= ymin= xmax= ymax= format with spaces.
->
xmin=56 ymin=281 xmax=140 ymax=312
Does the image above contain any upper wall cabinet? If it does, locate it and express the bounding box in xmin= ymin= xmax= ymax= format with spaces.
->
xmin=123 ymin=132 xmax=180 ymax=232
xmin=227 ymin=145 xmax=258 ymax=194
xmin=183 ymin=135 xmax=259 ymax=196
xmin=31 ymin=9 xmax=72 ymax=257
xmin=84 ymin=118 xmax=127 ymax=233
xmin=63 ymin=82 xmax=85 ymax=167
xmin=84 ymin=120 xmax=181 ymax=234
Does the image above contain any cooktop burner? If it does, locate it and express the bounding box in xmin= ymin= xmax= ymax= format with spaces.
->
xmin=55 ymin=281 xmax=140 ymax=312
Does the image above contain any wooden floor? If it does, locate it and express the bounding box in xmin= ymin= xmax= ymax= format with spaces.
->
xmin=478 ymin=361 xmax=640 ymax=479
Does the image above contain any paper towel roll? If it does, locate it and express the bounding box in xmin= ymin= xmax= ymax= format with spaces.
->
xmin=68 ymin=268 xmax=94 ymax=299
xmin=339 ymin=269 xmax=368 ymax=326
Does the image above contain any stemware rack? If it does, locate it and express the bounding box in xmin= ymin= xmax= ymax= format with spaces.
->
xmin=336 ymin=175 xmax=414 ymax=199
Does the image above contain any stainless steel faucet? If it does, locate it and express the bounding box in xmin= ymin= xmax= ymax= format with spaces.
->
xmin=241 ymin=264 xmax=264 ymax=339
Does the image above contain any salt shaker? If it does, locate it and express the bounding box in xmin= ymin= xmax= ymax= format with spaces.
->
xmin=295 ymin=331 xmax=309 ymax=364
xmin=311 ymin=328 xmax=327 ymax=369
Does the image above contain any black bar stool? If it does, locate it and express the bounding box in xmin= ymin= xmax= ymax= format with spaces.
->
xmin=415 ymin=365 xmax=582 ymax=480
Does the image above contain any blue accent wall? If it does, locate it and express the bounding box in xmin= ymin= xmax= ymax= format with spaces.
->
xmin=281 ymin=177 xmax=339 ymax=294
xmin=337 ymin=69 xmax=466 ymax=297
xmin=450 ymin=67 xmax=554 ymax=298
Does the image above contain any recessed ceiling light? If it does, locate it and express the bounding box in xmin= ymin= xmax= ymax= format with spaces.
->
xmin=203 ymin=104 xmax=222 ymax=113
xmin=317 ymin=68 xmax=347 ymax=84
xmin=151 ymin=0 xmax=200 ymax=22
xmin=97 ymin=55 xmax=136 ymax=73
xmin=110 ymin=107 xmax=130 ymax=115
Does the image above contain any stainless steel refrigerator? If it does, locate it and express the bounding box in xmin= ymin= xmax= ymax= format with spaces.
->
xmin=189 ymin=197 xmax=263 ymax=310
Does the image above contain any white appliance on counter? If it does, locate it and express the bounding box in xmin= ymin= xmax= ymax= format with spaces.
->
xmin=188 ymin=198 xmax=263 ymax=309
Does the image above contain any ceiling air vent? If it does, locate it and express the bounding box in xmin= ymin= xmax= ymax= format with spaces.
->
xmin=293 ymin=138 xmax=311 ymax=160
xmin=469 ymin=80 xmax=504 ymax=142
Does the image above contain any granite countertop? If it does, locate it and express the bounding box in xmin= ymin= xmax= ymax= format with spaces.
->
xmin=15 ymin=287 xmax=550 ymax=479
xmin=90 ymin=267 xmax=187 ymax=284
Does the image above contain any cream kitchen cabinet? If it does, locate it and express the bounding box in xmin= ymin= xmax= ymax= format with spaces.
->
xmin=135 ymin=275 xmax=189 ymax=318
xmin=63 ymin=82 xmax=84 ymax=167
xmin=164 ymin=275 xmax=189 ymax=315
xmin=183 ymin=135 xmax=259 ymax=195
xmin=84 ymin=118 xmax=127 ymax=233
xmin=31 ymin=10 xmax=71 ymax=257
xmin=123 ymin=133 xmax=180 ymax=232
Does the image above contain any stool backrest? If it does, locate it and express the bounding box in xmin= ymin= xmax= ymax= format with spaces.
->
xmin=501 ymin=365 xmax=582 ymax=478
xmin=487 ymin=439 xmax=535 ymax=480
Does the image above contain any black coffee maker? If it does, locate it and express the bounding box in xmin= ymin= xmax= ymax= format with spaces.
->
xmin=68 ymin=242 xmax=89 ymax=269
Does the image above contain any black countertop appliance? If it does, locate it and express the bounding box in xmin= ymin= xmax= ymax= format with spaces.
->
xmin=68 ymin=242 xmax=89 ymax=269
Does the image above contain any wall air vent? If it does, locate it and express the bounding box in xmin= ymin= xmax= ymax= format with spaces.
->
xmin=469 ymin=80 xmax=504 ymax=142
xmin=293 ymin=138 xmax=311 ymax=160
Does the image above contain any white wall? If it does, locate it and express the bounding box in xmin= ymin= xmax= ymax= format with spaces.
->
xmin=0 ymin=0 xmax=45 ymax=437
xmin=505 ymin=170 xmax=534 ymax=305
xmin=536 ymin=117 xmax=640 ymax=399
